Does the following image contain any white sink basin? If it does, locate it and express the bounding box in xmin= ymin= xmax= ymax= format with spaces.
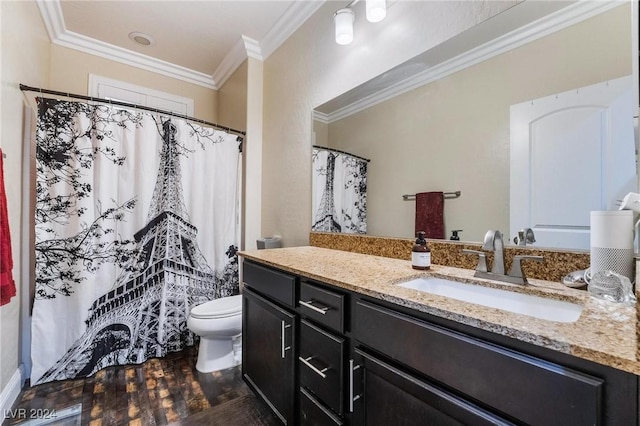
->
xmin=398 ymin=277 xmax=583 ymax=323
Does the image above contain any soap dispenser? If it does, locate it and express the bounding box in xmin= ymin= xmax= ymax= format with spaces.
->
xmin=450 ymin=229 xmax=462 ymax=241
xmin=412 ymin=231 xmax=431 ymax=270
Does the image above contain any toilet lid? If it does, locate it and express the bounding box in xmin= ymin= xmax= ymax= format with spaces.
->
xmin=190 ymin=294 xmax=242 ymax=319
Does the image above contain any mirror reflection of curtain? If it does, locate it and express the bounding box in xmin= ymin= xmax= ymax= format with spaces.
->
xmin=312 ymin=148 xmax=367 ymax=234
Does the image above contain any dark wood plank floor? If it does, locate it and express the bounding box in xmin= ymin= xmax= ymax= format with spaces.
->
xmin=2 ymin=347 xmax=280 ymax=426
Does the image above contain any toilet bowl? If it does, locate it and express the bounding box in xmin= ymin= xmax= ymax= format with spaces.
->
xmin=187 ymin=294 xmax=242 ymax=373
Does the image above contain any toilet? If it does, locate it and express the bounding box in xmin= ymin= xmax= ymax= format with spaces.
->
xmin=187 ymin=294 xmax=243 ymax=373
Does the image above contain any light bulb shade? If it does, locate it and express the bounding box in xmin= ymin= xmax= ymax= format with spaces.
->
xmin=334 ymin=8 xmax=354 ymax=45
xmin=366 ymin=0 xmax=386 ymax=22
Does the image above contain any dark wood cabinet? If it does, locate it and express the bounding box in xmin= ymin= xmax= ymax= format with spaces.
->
xmin=299 ymin=280 xmax=346 ymax=333
xmin=242 ymin=287 xmax=297 ymax=425
xmin=299 ymin=319 xmax=346 ymax=416
xmin=353 ymin=348 xmax=513 ymax=426
xmin=300 ymin=387 xmax=344 ymax=426
xmin=354 ymin=299 xmax=603 ymax=425
xmin=241 ymin=259 xmax=639 ymax=426
xmin=352 ymin=296 xmax=638 ymax=426
xmin=297 ymin=280 xmax=350 ymax=425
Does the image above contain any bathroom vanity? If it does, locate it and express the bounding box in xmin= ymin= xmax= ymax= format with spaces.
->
xmin=239 ymin=247 xmax=640 ymax=425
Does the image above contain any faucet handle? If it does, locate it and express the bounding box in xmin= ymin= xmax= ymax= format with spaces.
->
xmin=509 ymin=255 xmax=544 ymax=281
xmin=462 ymin=249 xmax=488 ymax=273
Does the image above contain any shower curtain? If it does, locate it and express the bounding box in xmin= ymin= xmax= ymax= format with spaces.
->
xmin=312 ymin=148 xmax=367 ymax=234
xmin=31 ymin=98 xmax=240 ymax=384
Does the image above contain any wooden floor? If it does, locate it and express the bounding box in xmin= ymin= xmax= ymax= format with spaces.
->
xmin=3 ymin=347 xmax=280 ymax=426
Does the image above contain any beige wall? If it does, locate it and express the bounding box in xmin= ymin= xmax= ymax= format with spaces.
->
xmin=49 ymin=45 xmax=218 ymax=121
xmin=327 ymin=5 xmax=631 ymax=242
xmin=218 ymin=60 xmax=247 ymax=131
xmin=244 ymin=58 xmax=264 ymax=250
xmin=0 ymin=0 xmax=50 ymax=397
xmin=219 ymin=59 xmax=251 ymax=248
xmin=261 ymin=1 xmax=518 ymax=247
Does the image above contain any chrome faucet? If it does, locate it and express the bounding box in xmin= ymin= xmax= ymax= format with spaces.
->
xmin=463 ymin=229 xmax=544 ymax=285
xmin=513 ymin=228 xmax=535 ymax=246
xmin=482 ymin=230 xmax=505 ymax=275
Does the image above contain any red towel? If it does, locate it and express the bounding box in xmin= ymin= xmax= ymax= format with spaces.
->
xmin=0 ymin=149 xmax=16 ymax=306
xmin=415 ymin=192 xmax=445 ymax=239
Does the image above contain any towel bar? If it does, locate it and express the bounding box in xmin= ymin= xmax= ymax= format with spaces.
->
xmin=403 ymin=191 xmax=460 ymax=201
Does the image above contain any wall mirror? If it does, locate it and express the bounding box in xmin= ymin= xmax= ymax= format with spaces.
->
xmin=311 ymin=1 xmax=637 ymax=250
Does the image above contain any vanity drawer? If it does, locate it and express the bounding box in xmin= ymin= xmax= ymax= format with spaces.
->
xmin=299 ymin=319 xmax=345 ymax=416
xmin=355 ymin=300 xmax=604 ymax=426
xmin=243 ymin=261 xmax=296 ymax=307
xmin=300 ymin=387 xmax=343 ymax=426
xmin=299 ymin=281 xmax=345 ymax=333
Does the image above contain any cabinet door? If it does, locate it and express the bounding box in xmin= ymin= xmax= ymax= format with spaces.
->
xmin=355 ymin=300 xmax=603 ymax=425
xmin=354 ymin=349 xmax=514 ymax=426
xmin=243 ymin=287 xmax=297 ymax=425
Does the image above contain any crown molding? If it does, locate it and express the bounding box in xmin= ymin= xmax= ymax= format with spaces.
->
xmin=212 ymin=36 xmax=265 ymax=88
xmin=214 ymin=0 xmax=325 ymax=88
xmin=312 ymin=110 xmax=330 ymax=125
xmin=59 ymin=31 xmax=217 ymax=89
xmin=244 ymin=36 xmax=263 ymax=61
xmin=36 ymin=0 xmax=217 ymax=89
xmin=37 ymin=0 xmax=324 ymax=91
xmin=325 ymin=0 xmax=623 ymax=123
xmin=260 ymin=0 xmax=325 ymax=60
xmin=36 ymin=0 xmax=66 ymax=39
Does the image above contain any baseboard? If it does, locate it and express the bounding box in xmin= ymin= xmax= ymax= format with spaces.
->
xmin=0 ymin=365 xmax=25 ymax=416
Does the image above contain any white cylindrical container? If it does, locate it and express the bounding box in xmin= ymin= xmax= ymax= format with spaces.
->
xmin=590 ymin=210 xmax=634 ymax=280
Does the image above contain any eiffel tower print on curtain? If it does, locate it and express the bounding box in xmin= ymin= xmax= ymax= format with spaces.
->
xmin=312 ymin=147 xmax=368 ymax=234
xmin=36 ymin=118 xmax=238 ymax=384
xmin=313 ymin=151 xmax=341 ymax=232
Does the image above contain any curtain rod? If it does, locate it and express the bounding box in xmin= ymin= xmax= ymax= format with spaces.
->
xmin=19 ymin=84 xmax=246 ymax=139
xmin=312 ymin=145 xmax=370 ymax=163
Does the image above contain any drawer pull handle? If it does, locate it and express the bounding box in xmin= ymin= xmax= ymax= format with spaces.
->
xmin=349 ymin=359 xmax=362 ymax=413
xmin=299 ymin=300 xmax=330 ymax=315
xmin=299 ymin=356 xmax=329 ymax=378
xmin=281 ymin=321 xmax=291 ymax=359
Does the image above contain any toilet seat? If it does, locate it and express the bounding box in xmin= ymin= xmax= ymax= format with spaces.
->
xmin=190 ymin=294 xmax=242 ymax=319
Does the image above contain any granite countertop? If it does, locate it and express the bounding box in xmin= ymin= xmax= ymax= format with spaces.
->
xmin=239 ymin=246 xmax=639 ymax=375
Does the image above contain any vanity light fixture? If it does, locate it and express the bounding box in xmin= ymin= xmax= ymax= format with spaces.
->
xmin=366 ymin=0 xmax=386 ymax=22
xmin=334 ymin=8 xmax=355 ymax=45
xmin=333 ymin=0 xmax=386 ymax=45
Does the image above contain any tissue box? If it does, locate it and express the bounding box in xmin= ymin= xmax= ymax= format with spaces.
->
xmin=257 ymin=237 xmax=282 ymax=250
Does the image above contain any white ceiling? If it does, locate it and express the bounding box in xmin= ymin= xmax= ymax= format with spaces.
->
xmin=38 ymin=0 xmax=327 ymax=89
